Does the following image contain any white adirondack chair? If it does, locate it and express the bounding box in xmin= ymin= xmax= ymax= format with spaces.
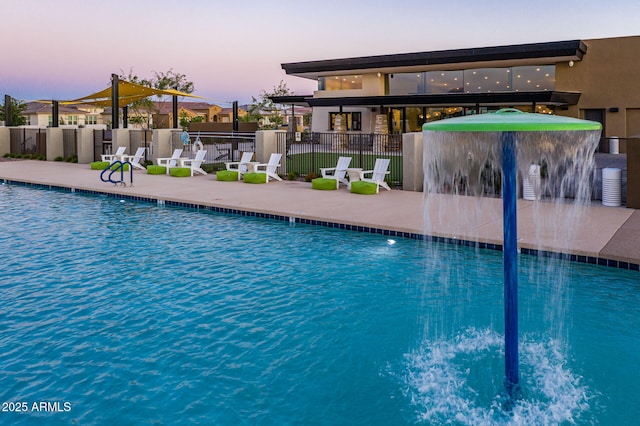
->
xmin=320 ymin=156 xmax=352 ymax=188
xmin=358 ymin=158 xmax=391 ymax=192
xmin=178 ymin=149 xmax=208 ymax=176
xmin=253 ymin=153 xmax=283 ymax=182
xmin=225 ymin=151 xmax=254 ymax=180
xmin=156 ymin=149 xmax=184 ymax=174
xmin=121 ymin=147 xmax=147 ymax=170
xmin=101 ymin=146 xmax=126 ymax=163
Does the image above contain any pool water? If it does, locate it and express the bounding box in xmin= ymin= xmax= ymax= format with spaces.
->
xmin=0 ymin=185 xmax=638 ymax=425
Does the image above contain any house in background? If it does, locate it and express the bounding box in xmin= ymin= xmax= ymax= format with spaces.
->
xmin=275 ymin=35 xmax=640 ymax=150
xmin=151 ymin=102 xmax=247 ymax=128
xmin=19 ymin=100 xmax=245 ymax=130
xmin=22 ymin=102 xmax=104 ymax=127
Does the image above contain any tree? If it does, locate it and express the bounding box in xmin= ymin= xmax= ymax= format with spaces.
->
xmin=117 ymin=68 xmax=196 ymax=129
xmin=0 ymin=97 xmax=27 ymax=126
xmin=248 ymin=80 xmax=294 ymax=129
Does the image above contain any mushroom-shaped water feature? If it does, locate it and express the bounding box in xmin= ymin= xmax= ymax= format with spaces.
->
xmin=423 ymin=108 xmax=602 ymax=397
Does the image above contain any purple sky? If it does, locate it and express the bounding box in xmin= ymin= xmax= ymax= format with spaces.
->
xmin=2 ymin=0 xmax=639 ymax=107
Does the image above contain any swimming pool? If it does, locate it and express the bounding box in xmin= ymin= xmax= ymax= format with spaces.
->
xmin=1 ymin=185 xmax=638 ymax=425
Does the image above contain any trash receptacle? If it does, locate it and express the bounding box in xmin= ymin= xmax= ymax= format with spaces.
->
xmin=522 ymin=164 xmax=541 ymax=201
xmin=609 ymin=136 xmax=619 ymax=154
xmin=602 ymin=167 xmax=622 ymax=206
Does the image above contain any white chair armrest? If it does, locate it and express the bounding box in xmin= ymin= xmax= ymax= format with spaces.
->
xmin=255 ymin=163 xmax=280 ymax=172
xmin=320 ymin=167 xmax=336 ymax=177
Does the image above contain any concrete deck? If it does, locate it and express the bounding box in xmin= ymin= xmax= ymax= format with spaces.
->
xmin=1 ymin=160 xmax=638 ymax=269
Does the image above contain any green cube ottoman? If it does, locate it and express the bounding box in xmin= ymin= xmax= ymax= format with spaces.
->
xmin=243 ymin=172 xmax=267 ymax=184
xmin=216 ymin=170 xmax=239 ymax=181
xmin=91 ymin=161 xmax=129 ymax=171
xmin=110 ymin=163 xmax=129 ymax=171
xmin=90 ymin=161 xmax=110 ymax=170
xmin=312 ymin=177 xmax=337 ymax=190
xmin=350 ymin=181 xmax=378 ymax=194
xmin=147 ymin=165 xmax=167 ymax=175
xmin=170 ymin=167 xmax=191 ymax=177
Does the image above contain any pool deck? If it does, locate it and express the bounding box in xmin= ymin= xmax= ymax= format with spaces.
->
xmin=1 ymin=160 xmax=639 ymax=270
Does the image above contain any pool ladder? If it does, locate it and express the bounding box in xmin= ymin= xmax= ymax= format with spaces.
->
xmin=100 ymin=161 xmax=134 ymax=187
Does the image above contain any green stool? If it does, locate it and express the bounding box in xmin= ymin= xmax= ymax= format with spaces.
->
xmin=350 ymin=180 xmax=378 ymax=194
xmin=91 ymin=161 xmax=129 ymax=171
xmin=90 ymin=161 xmax=110 ymax=170
xmin=216 ymin=170 xmax=239 ymax=181
xmin=243 ymin=172 xmax=267 ymax=184
xmin=147 ymin=165 xmax=166 ymax=175
xmin=170 ymin=167 xmax=191 ymax=177
xmin=312 ymin=177 xmax=338 ymax=190
xmin=110 ymin=163 xmax=129 ymax=171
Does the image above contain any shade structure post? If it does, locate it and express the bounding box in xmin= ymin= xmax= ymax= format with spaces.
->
xmin=111 ymin=74 xmax=119 ymax=129
xmin=232 ymin=101 xmax=239 ymax=132
xmin=4 ymin=95 xmax=12 ymax=126
xmin=52 ymin=100 xmax=59 ymax=128
xmin=502 ymin=131 xmax=519 ymax=394
xmin=172 ymin=95 xmax=178 ymax=129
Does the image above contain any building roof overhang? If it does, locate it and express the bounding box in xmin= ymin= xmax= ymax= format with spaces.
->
xmin=282 ymin=40 xmax=587 ymax=80
xmin=278 ymin=91 xmax=581 ymax=108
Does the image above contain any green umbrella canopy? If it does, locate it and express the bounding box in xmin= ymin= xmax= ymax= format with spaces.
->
xmin=422 ymin=108 xmax=602 ymax=132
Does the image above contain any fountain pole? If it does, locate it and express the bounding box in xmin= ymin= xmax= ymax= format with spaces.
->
xmin=502 ymin=132 xmax=519 ymax=393
xmin=423 ymin=109 xmax=601 ymax=400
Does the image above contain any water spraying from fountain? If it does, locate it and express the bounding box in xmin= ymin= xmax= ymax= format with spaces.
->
xmin=421 ymin=109 xmax=602 ymax=404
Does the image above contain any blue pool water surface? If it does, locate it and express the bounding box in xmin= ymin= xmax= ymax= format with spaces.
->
xmin=0 ymin=185 xmax=638 ymax=425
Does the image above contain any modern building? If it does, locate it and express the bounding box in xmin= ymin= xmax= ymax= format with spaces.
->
xmin=276 ymin=35 xmax=640 ymax=151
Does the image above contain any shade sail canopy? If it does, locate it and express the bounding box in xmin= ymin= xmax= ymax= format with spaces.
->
xmin=66 ymin=79 xmax=202 ymax=107
xmin=423 ymin=108 xmax=602 ymax=132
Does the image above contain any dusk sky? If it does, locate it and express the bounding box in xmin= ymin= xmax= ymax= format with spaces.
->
xmin=2 ymin=0 xmax=639 ymax=107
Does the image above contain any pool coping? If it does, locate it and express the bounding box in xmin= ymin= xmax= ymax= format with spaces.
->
xmin=4 ymin=176 xmax=638 ymax=273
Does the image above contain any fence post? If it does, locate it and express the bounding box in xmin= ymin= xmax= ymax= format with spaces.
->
xmin=152 ymin=129 xmax=175 ymax=163
xmin=627 ymin=139 xmax=640 ymax=208
xmin=76 ymin=128 xmax=94 ymax=164
xmin=46 ymin=128 xmax=64 ymax=161
xmin=402 ymin=132 xmax=423 ymax=192
xmin=0 ymin=127 xmax=9 ymax=156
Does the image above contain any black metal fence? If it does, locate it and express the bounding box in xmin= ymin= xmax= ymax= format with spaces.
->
xmin=93 ymin=129 xmax=112 ymax=161
xmin=62 ymin=129 xmax=77 ymax=158
xmin=173 ymin=131 xmax=256 ymax=170
xmin=276 ymin=132 xmax=404 ymax=188
xmin=9 ymin=128 xmax=47 ymax=158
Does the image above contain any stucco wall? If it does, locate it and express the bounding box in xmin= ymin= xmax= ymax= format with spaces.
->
xmin=557 ymin=36 xmax=640 ymax=139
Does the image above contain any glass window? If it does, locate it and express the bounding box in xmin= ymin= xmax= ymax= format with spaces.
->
xmin=329 ymin=112 xmax=361 ymax=131
xmin=463 ymin=68 xmax=512 ymax=93
xmin=405 ymin=107 xmax=424 ymax=132
xmin=388 ymin=73 xmax=422 ymax=95
xmin=512 ymin=65 xmax=555 ymax=92
xmin=319 ymin=75 xmax=362 ymax=91
xmin=67 ymin=115 xmax=78 ymax=125
xmin=351 ymin=112 xmax=361 ymax=131
xmin=86 ymin=115 xmax=97 ymax=125
xmin=425 ymin=71 xmax=464 ymax=94
xmin=384 ymin=66 xmax=555 ymax=95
